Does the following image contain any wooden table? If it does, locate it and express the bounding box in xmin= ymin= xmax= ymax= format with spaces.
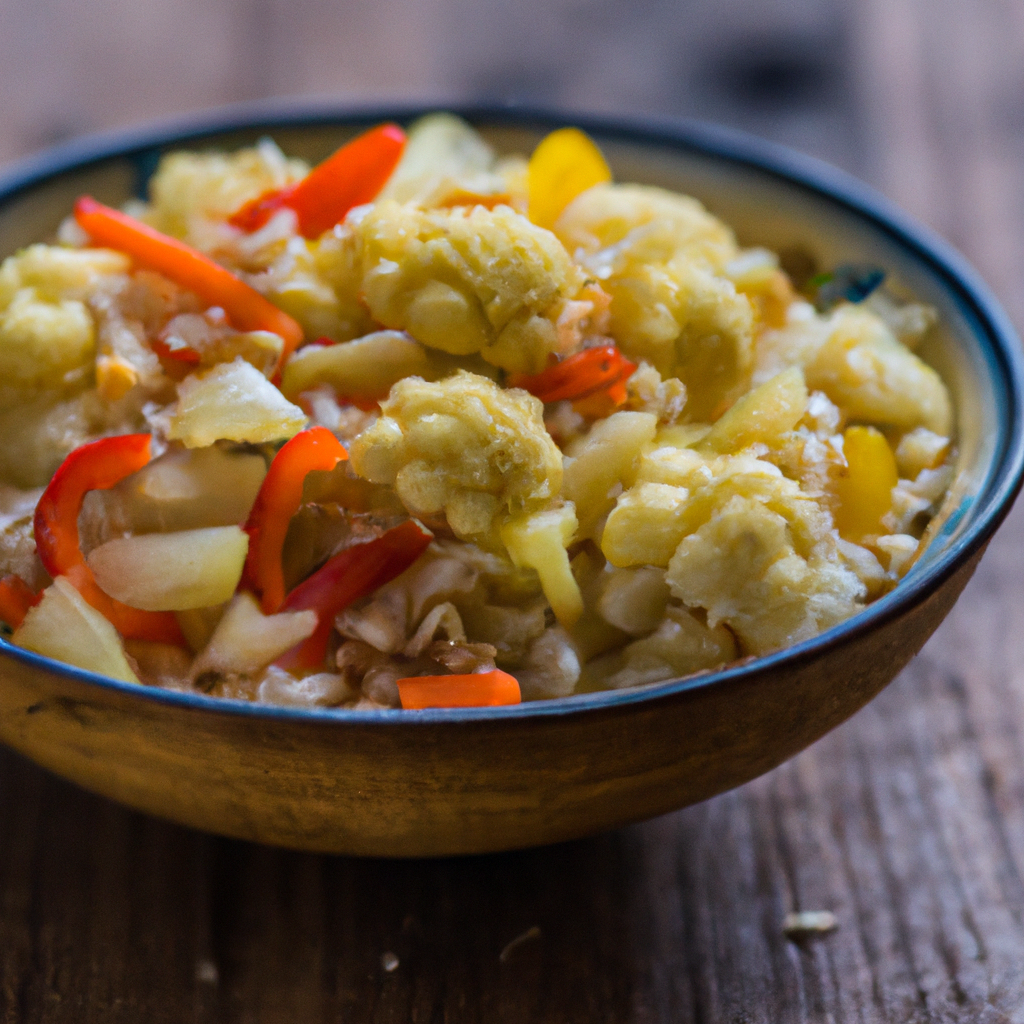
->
xmin=3 ymin=1 xmax=1024 ymax=1020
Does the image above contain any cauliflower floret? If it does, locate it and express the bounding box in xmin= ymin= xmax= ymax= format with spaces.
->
xmin=145 ymin=140 xmax=308 ymax=243
xmin=0 ymin=247 xmax=189 ymax=485
xmin=554 ymin=183 xmax=739 ymax=270
xmin=610 ymin=258 xmax=753 ymax=420
xmin=602 ymin=448 xmax=865 ymax=654
xmin=349 ymin=371 xmax=562 ymax=544
xmin=554 ymin=183 xmax=753 ymax=420
xmin=1 ymin=291 xmax=93 ymax=389
xmin=0 ymin=244 xmax=130 ymax=305
xmin=0 ymin=245 xmax=131 ymax=398
xmin=354 ymin=201 xmax=589 ymax=373
xmin=378 ymin=113 xmax=514 ymax=208
xmin=667 ymin=493 xmax=864 ymax=655
xmin=234 ymin=125 xmax=531 ymax=344
xmin=806 ymin=306 xmax=951 ymax=435
xmin=602 ymin=482 xmax=692 ymax=567
xmin=756 ymin=303 xmax=952 ymax=435
xmin=605 ymin=451 xmax=828 ymax=566
xmin=253 ymin=230 xmax=374 ymax=343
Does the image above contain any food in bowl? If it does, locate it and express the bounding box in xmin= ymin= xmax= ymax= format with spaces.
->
xmin=0 ymin=114 xmax=955 ymax=711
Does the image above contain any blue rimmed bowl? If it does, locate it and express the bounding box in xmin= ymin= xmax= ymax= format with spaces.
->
xmin=0 ymin=104 xmax=1021 ymax=857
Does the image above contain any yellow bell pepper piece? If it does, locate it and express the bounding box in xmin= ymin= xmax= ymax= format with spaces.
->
xmin=834 ymin=425 xmax=899 ymax=541
xmin=527 ymin=127 xmax=612 ymax=230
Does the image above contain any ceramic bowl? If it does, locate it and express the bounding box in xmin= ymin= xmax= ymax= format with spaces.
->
xmin=0 ymin=104 xmax=1021 ymax=857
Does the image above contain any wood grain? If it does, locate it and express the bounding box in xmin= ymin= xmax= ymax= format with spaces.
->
xmin=3 ymin=0 xmax=1024 ymax=1019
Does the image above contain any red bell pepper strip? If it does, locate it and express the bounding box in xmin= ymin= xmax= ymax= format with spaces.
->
xmin=33 ymin=435 xmax=185 ymax=645
xmin=229 ymin=123 xmax=407 ymax=239
xmin=397 ymin=670 xmax=522 ymax=709
xmin=73 ymin=197 xmax=304 ymax=377
xmin=0 ymin=575 xmax=42 ymax=630
xmin=243 ymin=427 xmax=349 ymax=615
xmin=508 ymin=345 xmax=637 ymax=404
xmin=275 ymin=519 xmax=432 ymax=672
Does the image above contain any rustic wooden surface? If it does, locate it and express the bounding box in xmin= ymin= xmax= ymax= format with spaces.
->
xmin=3 ymin=0 xmax=1024 ymax=1020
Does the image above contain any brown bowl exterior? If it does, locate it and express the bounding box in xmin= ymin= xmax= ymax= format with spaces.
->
xmin=0 ymin=547 xmax=982 ymax=857
xmin=0 ymin=104 xmax=1020 ymax=856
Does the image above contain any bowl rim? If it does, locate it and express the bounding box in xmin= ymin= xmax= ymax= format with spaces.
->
xmin=0 ymin=99 xmax=1021 ymax=726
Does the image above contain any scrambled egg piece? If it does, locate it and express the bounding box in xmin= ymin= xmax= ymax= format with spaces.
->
xmin=354 ymin=201 xmax=589 ymax=373
xmin=554 ymin=183 xmax=754 ymax=419
xmin=145 ymin=140 xmax=307 ymax=242
xmin=0 ymin=245 xmax=130 ymax=397
xmin=756 ymin=302 xmax=952 ymax=435
xmin=349 ymin=371 xmax=563 ymax=544
xmin=602 ymin=449 xmax=865 ymax=655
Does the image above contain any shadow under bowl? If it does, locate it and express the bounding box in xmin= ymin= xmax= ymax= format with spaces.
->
xmin=0 ymin=103 xmax=1021 ymax=857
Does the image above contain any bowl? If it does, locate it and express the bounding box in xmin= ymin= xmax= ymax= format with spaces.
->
xmin=0 ymin=103 xmax=1021 ymax=857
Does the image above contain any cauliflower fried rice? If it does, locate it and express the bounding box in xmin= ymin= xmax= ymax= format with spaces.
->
xmin=0 ymin=114 xmax=955 ymax=709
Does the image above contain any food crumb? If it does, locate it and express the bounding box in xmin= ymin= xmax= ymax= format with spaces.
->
xmin=381 ymin=951 xmax=400 ymax=973
xmin=195 ymin=959 xmax=219 ymax=985
xmin=782 ymin=910 xmax=838 ymax=938
xmin=499 ymin=925 xmax=542 ymax=963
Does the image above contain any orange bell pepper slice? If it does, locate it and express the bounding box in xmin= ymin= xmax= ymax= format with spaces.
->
xmin=275 ymin=519 xmax=432 ymax=672
xmin=242 ymin=427 xmax=349 ymax=615
xmin=508 ymin=345 xmax=637 ymax=404
xmin=33 ymin=435 xmax=185 ymax=644
xmin=397 ymin=669 xmax=522 ymax=709
xmin=73 ymin=197 xmax=303 ymax=378
xmin=0 ymin=574 xmax=42 ymax=630
xmin=229 ymin=123 xmax=406 ymax=239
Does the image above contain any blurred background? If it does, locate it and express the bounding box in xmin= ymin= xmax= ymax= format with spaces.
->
xmin=3 ymin=0 xmax=864 ymax=170
xmin=2 ymin=0 xmax=1023 ymax=329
